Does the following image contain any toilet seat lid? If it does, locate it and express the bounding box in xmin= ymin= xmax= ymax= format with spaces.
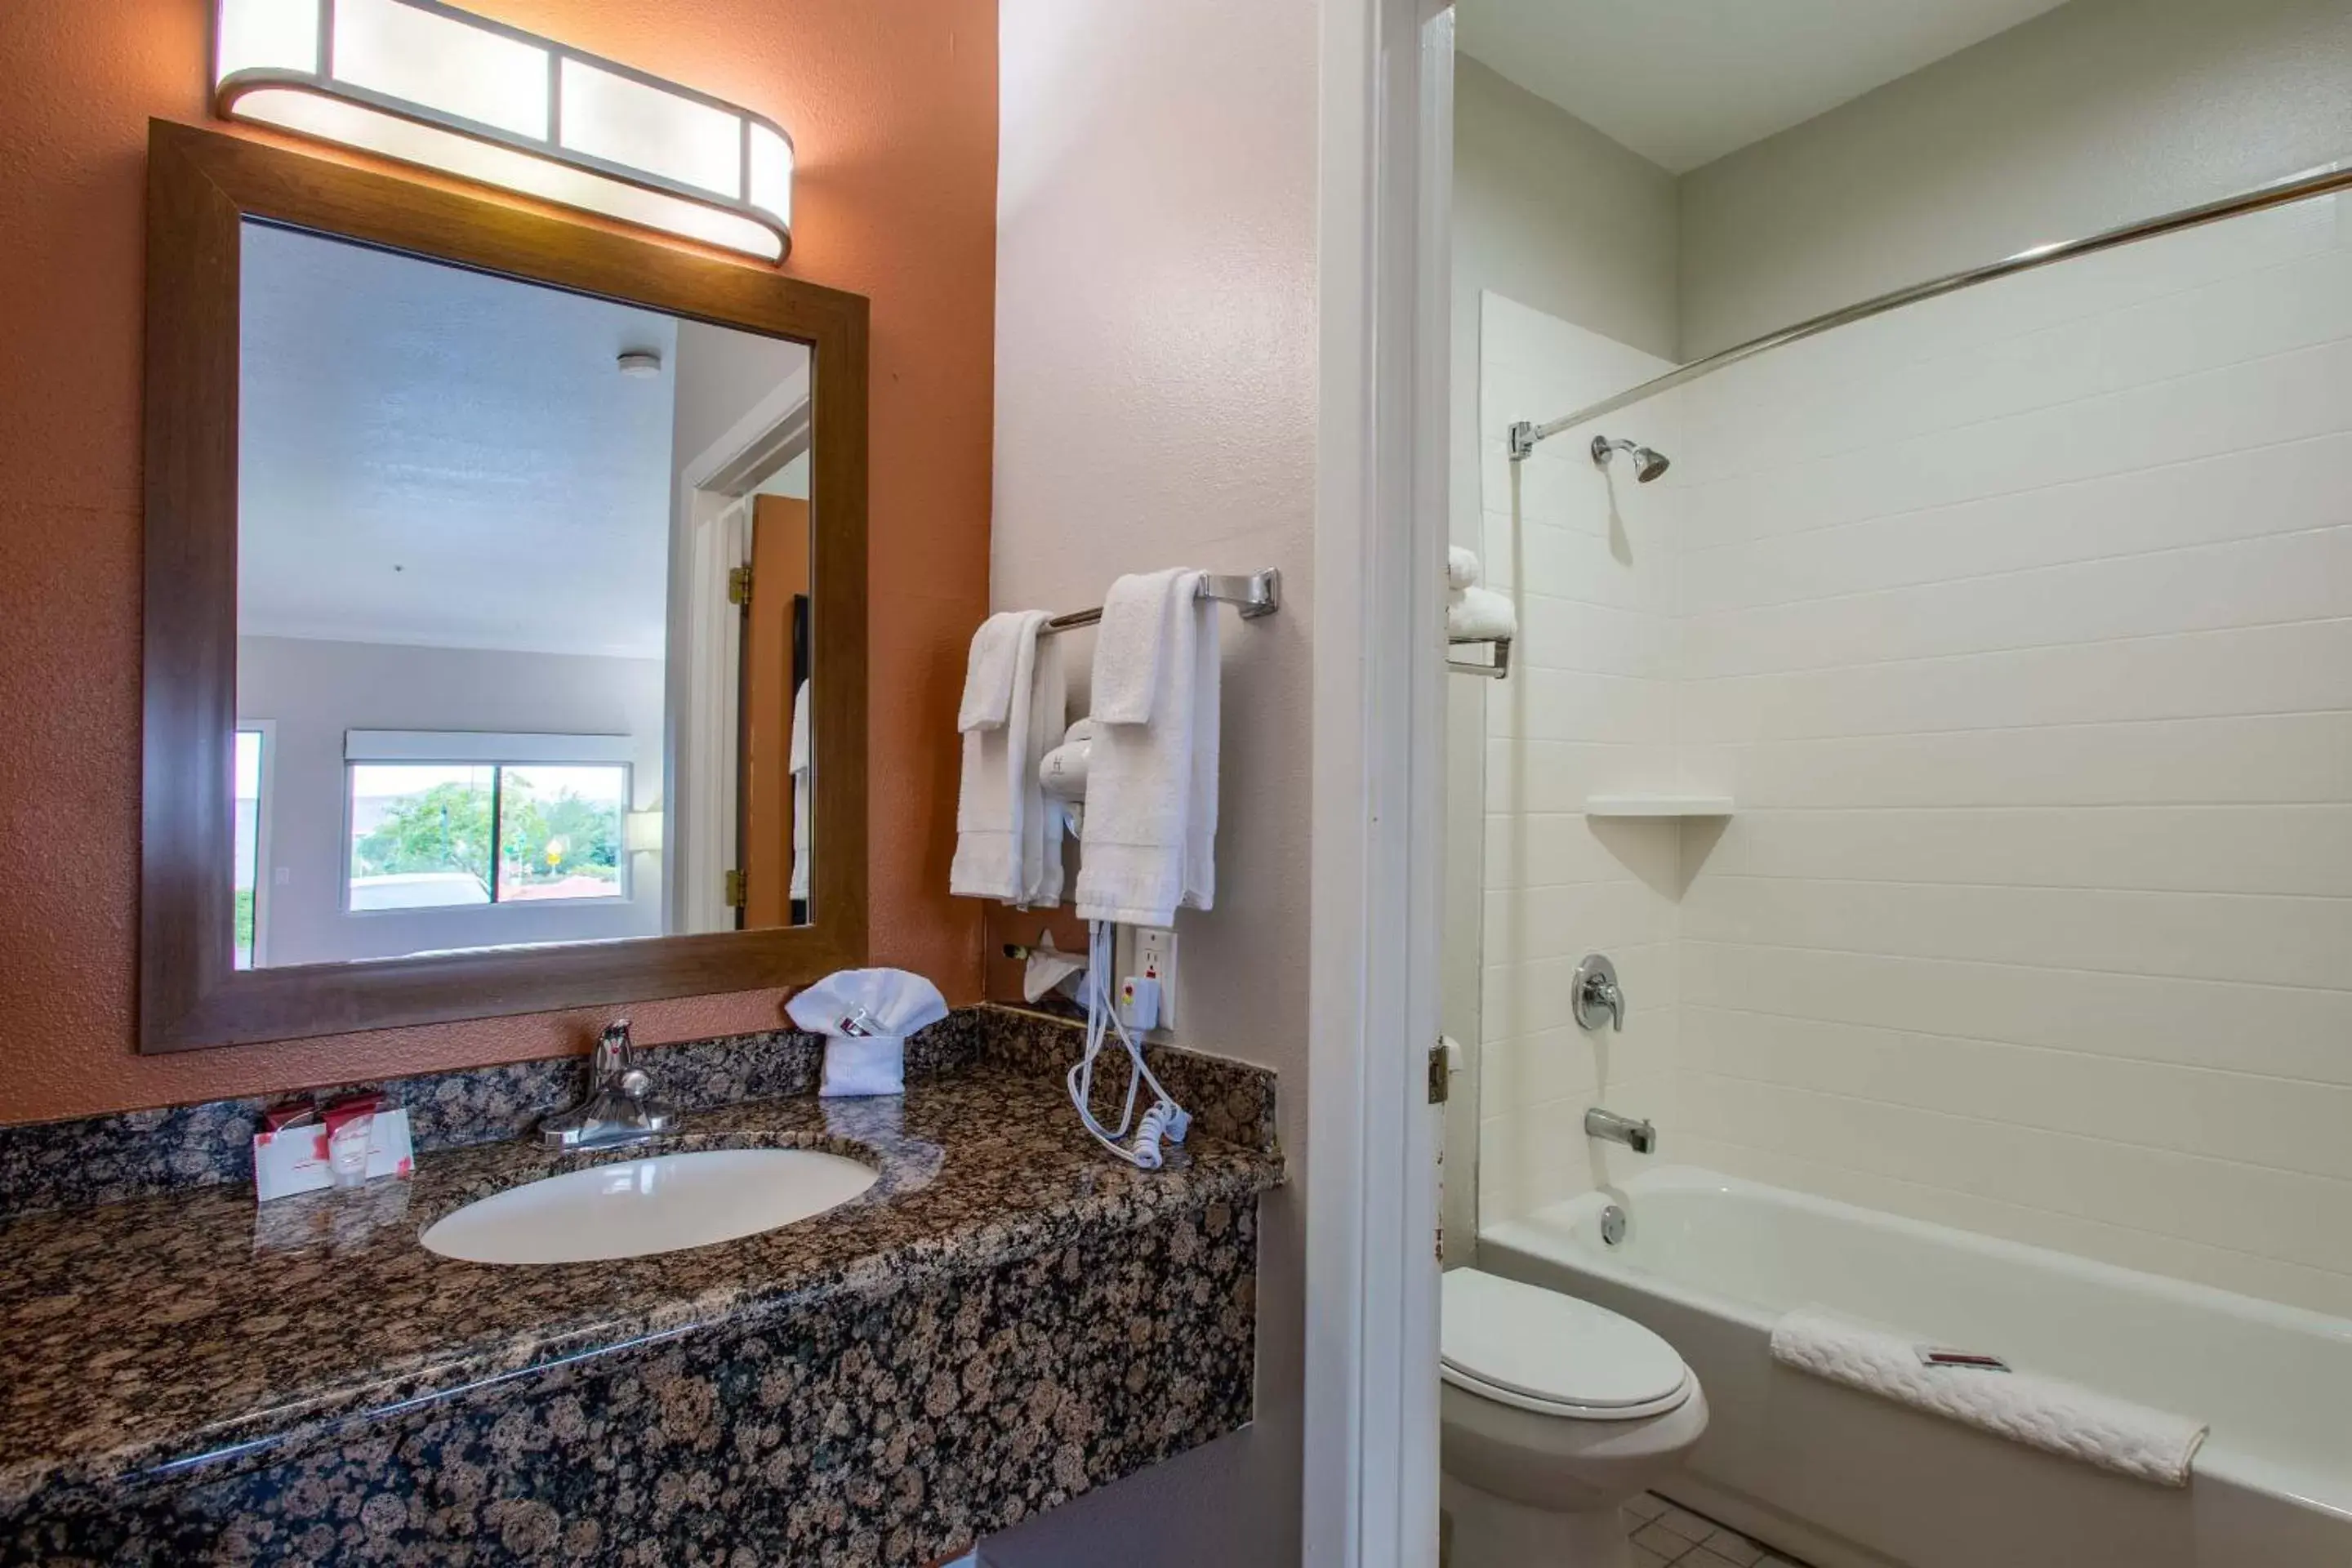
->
xmin=1441 ymin=1269 xmax=1690 ymax=1413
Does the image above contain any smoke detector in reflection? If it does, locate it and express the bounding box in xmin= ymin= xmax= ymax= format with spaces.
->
xmin=617 ymin=350 xmax=663 ymax=379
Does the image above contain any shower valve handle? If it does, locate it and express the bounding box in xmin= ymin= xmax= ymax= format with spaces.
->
xmin=1573 ymin=954 xmax=1624 ymax=1033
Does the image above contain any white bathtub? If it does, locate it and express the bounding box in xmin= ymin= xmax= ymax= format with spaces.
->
xmin=1481 ymin=1167 xmax=2352 ymax=1568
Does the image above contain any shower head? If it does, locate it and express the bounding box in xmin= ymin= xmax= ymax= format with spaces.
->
xmin=1591 ymin=436 xmax=1670 ymax=483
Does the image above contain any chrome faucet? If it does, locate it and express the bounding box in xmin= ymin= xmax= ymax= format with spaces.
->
xmin=1584 ymin=1107 xmax=1655 ymax=1155
xmin=540 ymin=1021 xmax=678 ymax=1150
xmin=1572 ymin=954 xmax=1624 ymax=1032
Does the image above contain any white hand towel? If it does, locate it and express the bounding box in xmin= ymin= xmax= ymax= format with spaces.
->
xmin=1076 ymin=569 xmax=1219 ymax=926
xmin=1447 ymin=585 xmax=1517 ymax=642
xmin=788 ymin=679 xmax=812 ymax=902
xmin=786 ymin=968 xmax=951 ymax=1098
xmin=1089 ymin=568 xmax=1183 ymax=725
xmin=951 ymin=610 xmax=1055 ymax=903
xmin=957 ymin=612 xmax=1028 ymax=733
xmin=1446 ymin=546 xmax=1481 ymax=590
xmin=1769 ymin=1306 xmax=2207 ymax=1487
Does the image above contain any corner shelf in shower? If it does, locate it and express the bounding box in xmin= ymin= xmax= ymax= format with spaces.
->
xmin=1584 ymin=795 xmax=1735 ymax=818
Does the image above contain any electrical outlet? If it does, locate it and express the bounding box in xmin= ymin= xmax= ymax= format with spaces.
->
xmin=1134 ymin=926 xmax=1177 ymax=1030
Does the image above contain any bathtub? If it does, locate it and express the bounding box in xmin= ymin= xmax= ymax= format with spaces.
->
xmin=1480 ymin=1167 xmax=2352 ymax=1568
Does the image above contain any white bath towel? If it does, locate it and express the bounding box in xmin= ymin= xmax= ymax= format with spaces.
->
xmin=1447 ymin=584 xmax=1517 ymax=642
xmin=1446 ymin=546 xmax=1481 ymax=590
xmin=951 ymin=611 xmax=1065 ymax=905
xmin=788 ymin=678 xmax=812 ymax=902
xmin=1076 ymin=569 xmax=1219 ymax=926
xmin=1769 ymin=1306 xmax=2207 ymax=1488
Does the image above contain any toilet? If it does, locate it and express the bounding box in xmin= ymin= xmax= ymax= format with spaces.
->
xmin=1441 ymin=1269 xmax=1709 ymax=1568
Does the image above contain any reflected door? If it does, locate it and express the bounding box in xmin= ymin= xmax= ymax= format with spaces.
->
xmin=741 ymin=494 xmax=812 ymax=929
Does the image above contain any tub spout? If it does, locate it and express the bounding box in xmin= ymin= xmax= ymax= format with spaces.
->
xmin=1585 ymin=1106 xmax=1655 ymax=1155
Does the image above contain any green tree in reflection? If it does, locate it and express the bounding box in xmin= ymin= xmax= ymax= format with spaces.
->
xmin=353 ymin=781 xmax=493 ymax=880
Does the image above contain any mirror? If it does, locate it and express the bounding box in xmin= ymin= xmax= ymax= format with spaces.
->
xmin=234 ymin=223 xmax=814 ymax=969
xmin=141 ymin=121 xmax=867 ymax=1051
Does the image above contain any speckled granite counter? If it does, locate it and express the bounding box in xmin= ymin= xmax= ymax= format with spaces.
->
xmin=0 ymin=1019 xmax=1281 ymax=1566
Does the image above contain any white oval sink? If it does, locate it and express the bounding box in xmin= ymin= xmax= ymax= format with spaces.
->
xmin=421 ymin=1147 xmax=878 ymax=1265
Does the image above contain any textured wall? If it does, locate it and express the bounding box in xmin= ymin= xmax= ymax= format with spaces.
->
xmin=0 ymin=0 xmax=996 ymax=1121
xmin=982 ymin=1 xmax=1316 ymax=1562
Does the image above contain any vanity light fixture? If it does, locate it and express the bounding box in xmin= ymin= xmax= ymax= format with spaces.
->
xmin=212 ymin=0 xmax=794 ymax=261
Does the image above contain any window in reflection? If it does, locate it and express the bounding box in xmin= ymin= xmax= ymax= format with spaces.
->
xmin=345 ymin=758 xmax=630 ymax=910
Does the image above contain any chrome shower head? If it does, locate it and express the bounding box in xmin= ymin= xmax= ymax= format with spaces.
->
xmin=1591 ymin=435 xmax=1670 ymax=483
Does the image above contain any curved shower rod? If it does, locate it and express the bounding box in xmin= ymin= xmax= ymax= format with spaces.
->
xmin=1508 ymin=158 xmax=2352 ymax=462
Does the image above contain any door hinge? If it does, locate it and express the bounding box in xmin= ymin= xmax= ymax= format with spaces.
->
xmin=728 ymin=565 xmax=754 ymax=607
xmin=1428 ymin=1039 xmax=1449 ymax=1104
xmin=724 ymin=868 xmax=746 ymax=908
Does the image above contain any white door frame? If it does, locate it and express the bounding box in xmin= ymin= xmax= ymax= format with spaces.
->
xmin=667 ymin=368 xmax=814 ymax=933
xmin=1307 ymin=1 xmax=1452 ymax=1563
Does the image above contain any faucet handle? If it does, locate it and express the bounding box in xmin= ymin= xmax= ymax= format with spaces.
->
xmin=1572 ymin=955 xmax=1625 ymax=1033
xmin=593 ymin=1019 xmax=635 ymax=1080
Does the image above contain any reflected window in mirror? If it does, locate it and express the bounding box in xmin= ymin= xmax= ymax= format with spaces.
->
xmin=232 ymin=220 xmax=819 ymax=969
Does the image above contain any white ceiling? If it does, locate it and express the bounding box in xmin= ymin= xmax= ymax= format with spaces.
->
xmin=238 ymin=223 xmax=691 ymax=661
xmin=1458 ymin=0 xmax=2077 ymax=172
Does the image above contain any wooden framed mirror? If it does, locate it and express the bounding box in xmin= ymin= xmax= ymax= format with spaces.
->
xmin=140 ymin=120 xmax=867 ymax=1051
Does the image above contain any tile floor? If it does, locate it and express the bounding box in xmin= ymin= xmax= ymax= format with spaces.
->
xmin=1624 ymin=1492 xmax=1809 ymax=1568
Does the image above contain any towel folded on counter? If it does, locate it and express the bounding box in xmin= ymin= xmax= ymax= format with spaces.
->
xmin=1076 ymin=568 xmax=1219 ymax=926
xmin=1769 ymin=1306 xmax=2207 ymax=1487
xmin=786 ymin=968 xmax=950 ymax=1098
xmin=1446 ymin=584 xmax=1517 ymax=643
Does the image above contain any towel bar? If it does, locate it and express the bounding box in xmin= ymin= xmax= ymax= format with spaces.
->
xmin=1037 ymin=569 xmax=1280 ymax=635
xmin=1448 ymin=635 xmax=1512 ymax=679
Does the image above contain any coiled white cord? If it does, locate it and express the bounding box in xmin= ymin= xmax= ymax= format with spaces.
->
xmin=1069 ymin=920 xmax=1191 ymax=1169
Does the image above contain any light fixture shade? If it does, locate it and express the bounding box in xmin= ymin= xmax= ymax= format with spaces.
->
xmin=213 ymin=0 xmax=793 ymax=262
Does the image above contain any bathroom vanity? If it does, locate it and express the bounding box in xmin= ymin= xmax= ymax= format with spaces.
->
xmin=0 ymin=1009 xmax=1280 ymax=1565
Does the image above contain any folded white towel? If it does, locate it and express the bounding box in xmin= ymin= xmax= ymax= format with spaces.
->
xmin=951 ymin=610 xmax=1062 ymax=904
xmin=1076 ymin=569 xmax=1219 ymax=926
xmin=1769 ymin=1307 xmax=2207 ymax=1488
xmin=788 ymin=679 xmax=812 ymax=902
xmin=786 ymin=968 xmax=951 ymax=1099
xmin=1446 ymin=546 xmax=1481 ymax=590
xmin=1090 ymin=568 xmax=1183 ymax=725
xmin=957 ymin=612 xmax=1028 ymax=733
xmin=1447 ymin=584 xmax=1517 ymax=642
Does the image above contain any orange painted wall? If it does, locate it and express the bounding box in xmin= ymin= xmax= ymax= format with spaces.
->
xmin=0 ymin=0 xmax=994 ymax=1122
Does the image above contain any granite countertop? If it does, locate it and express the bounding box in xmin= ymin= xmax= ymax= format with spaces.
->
xmin=0 ymin=1064 xmax=1283 ymax=1520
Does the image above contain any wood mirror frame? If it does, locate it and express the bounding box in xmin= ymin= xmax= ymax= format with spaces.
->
xmin=140 ymin=120 xmax=868 ymax=1052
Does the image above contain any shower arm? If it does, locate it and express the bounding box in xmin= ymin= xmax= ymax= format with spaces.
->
xmin=1505 ymin=158 xmax=2352 ymax=463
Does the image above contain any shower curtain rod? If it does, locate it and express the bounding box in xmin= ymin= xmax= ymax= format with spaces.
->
xmin=1508 ymin=158 xmax=2352 ymax=461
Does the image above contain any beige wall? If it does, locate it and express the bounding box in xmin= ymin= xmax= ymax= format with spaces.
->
xmin=982 ymin=0 xmax=1316 ymax=1561
xmin=1445 ymin=64 xmax=1680 ymax=1259
xmin=1678 ymin=0 xmax=2352 ymax=356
